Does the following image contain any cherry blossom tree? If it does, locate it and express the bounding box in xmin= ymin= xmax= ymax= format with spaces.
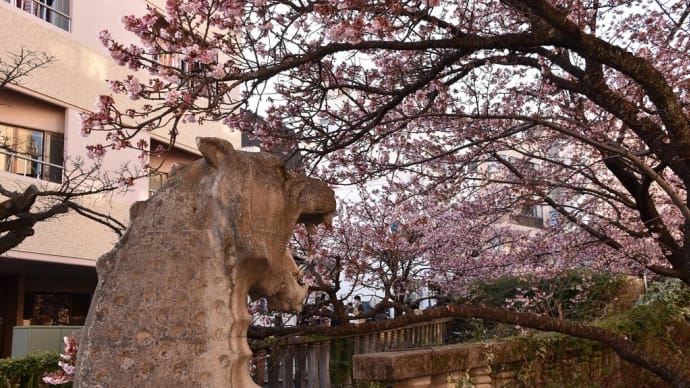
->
xmin=290 ymin=189 xmax=435 ymax=324
xmin=83 ymin=0 xmax=690 ymax=384
xmin=84 ymin=0 xmax=690 ymax=284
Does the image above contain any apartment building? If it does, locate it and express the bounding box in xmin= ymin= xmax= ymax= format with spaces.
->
xmin=476 ymin=150 xmax=557 ymax=230
xmin=0 ymin=0 xmax=239 ymax=357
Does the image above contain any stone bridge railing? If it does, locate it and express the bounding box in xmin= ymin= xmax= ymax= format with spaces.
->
xmin=253 ymin=318 xmax=455 ymax=387
xmin=352 ymin=339 xmax=658 ymax=388
xmin=254 ymin=318 xmax=659 ymax=388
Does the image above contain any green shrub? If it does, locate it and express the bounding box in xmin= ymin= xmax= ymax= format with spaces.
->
xmin=635 ymin=278 xmax=690 ymax=317
xmin=465 ymin=269 xmax=625 ymax=321
xmin=0 ymin=352 xmax=66 ymax=388
xmin=540 ymin=270 xmax=625 ymax=321
xmin=605 ymin=302 xmax=679 ymax=342
xmin=596 ymin=277 xmax=690 ymax=343
xmin=464 ymin=276 xmax=530 ymax=308
xmin=447 ymin=270 xmax=628 ymax=342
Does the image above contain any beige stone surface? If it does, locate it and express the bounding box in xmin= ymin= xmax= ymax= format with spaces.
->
xmin=353 ymin=341 xmax=519 ymax=382
xmin=354 ymin=338 xmax=643 ymax=388
xmin=74 ymin=138 xmax=336 ymax=387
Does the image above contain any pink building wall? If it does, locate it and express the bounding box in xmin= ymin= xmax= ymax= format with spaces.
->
xmin=0 ymin=1 xmax=241 ymax=357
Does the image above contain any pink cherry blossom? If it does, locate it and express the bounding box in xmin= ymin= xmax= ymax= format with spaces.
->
xmin=80 ymin=0 xmax=690 ymax=290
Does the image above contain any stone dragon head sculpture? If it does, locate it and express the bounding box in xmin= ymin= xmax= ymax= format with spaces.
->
xmin=74 ymin=137 xmax=336 ymax=387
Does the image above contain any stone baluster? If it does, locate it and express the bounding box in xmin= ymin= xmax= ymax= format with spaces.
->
xmin=353 ymin=335 xmax=361 ymax=355
xmin=307 ymin=342 xmax=319 ymax=388
xmin=279 ymin=350 xmax=291 ymax=388
xmin=317 ymin=341 xmax=331 ymax=387
xmin=368 ymin=333 xmax=377 ymax=353
xmin=294 ymin=343 xmax=307 ymax=388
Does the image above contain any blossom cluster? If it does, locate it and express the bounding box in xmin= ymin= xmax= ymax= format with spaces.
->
xmin=42 ymin=335 xmax=78 ymax=385
xmin=78 ymin=0 xmax=690 ymax=290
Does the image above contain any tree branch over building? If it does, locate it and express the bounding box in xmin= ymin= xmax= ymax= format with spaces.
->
xmin=0 ymin=49 xmax=136 ymax=253
xmin=81 ymin=1 xmax=690 ymax=384
xmin=0 ymin=48 xmax=53 ymax=90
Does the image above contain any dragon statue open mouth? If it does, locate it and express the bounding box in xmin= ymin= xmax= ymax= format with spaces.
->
xmin=75 ymin=137 xmax=336 ymax=387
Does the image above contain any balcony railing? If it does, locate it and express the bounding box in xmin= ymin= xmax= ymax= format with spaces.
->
xmin=512 ymin=214 xmax=545 ymax=229
xmin=4 ymin=0 xmax=71 ymax=31
xmin=0 ymin=148 xmax=63 ymax=183
xmin=254 ymin=318 xmax=454 ymax=387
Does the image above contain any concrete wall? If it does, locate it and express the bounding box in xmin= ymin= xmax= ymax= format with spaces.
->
xmin=0 ymin=90 xmax=64 ymax=132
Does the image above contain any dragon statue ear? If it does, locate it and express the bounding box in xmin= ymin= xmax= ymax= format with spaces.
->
xmin=197 ymin=137 xmax=236 ymax=168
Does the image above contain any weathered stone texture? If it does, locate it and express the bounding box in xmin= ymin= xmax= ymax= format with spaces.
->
xmin=74 ymin=137 xmax=335 ymax=387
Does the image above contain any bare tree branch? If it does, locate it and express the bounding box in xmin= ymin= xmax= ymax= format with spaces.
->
xmin=0 ymin=47 xmax=54 ymax=90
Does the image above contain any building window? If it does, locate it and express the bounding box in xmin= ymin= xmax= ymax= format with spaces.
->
xmin=23 ymin=293 xmax=91 ymax=325
xmin=4 ymin=0 xmax=71 ymax=31
xmin=521 ymin=204 xmax=543 ymax=219
xmin=512 ymin=204 xmax=545 ymax=228
xmin=486 ymin=161 xmax=500 ymax=174
xmin=0 ymin=123 xmax=64 ymax=183
xmin=148 ymin=171 xmax=168 ymax=196
xmin=154 ymin=53 xmax=185 ymax=70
